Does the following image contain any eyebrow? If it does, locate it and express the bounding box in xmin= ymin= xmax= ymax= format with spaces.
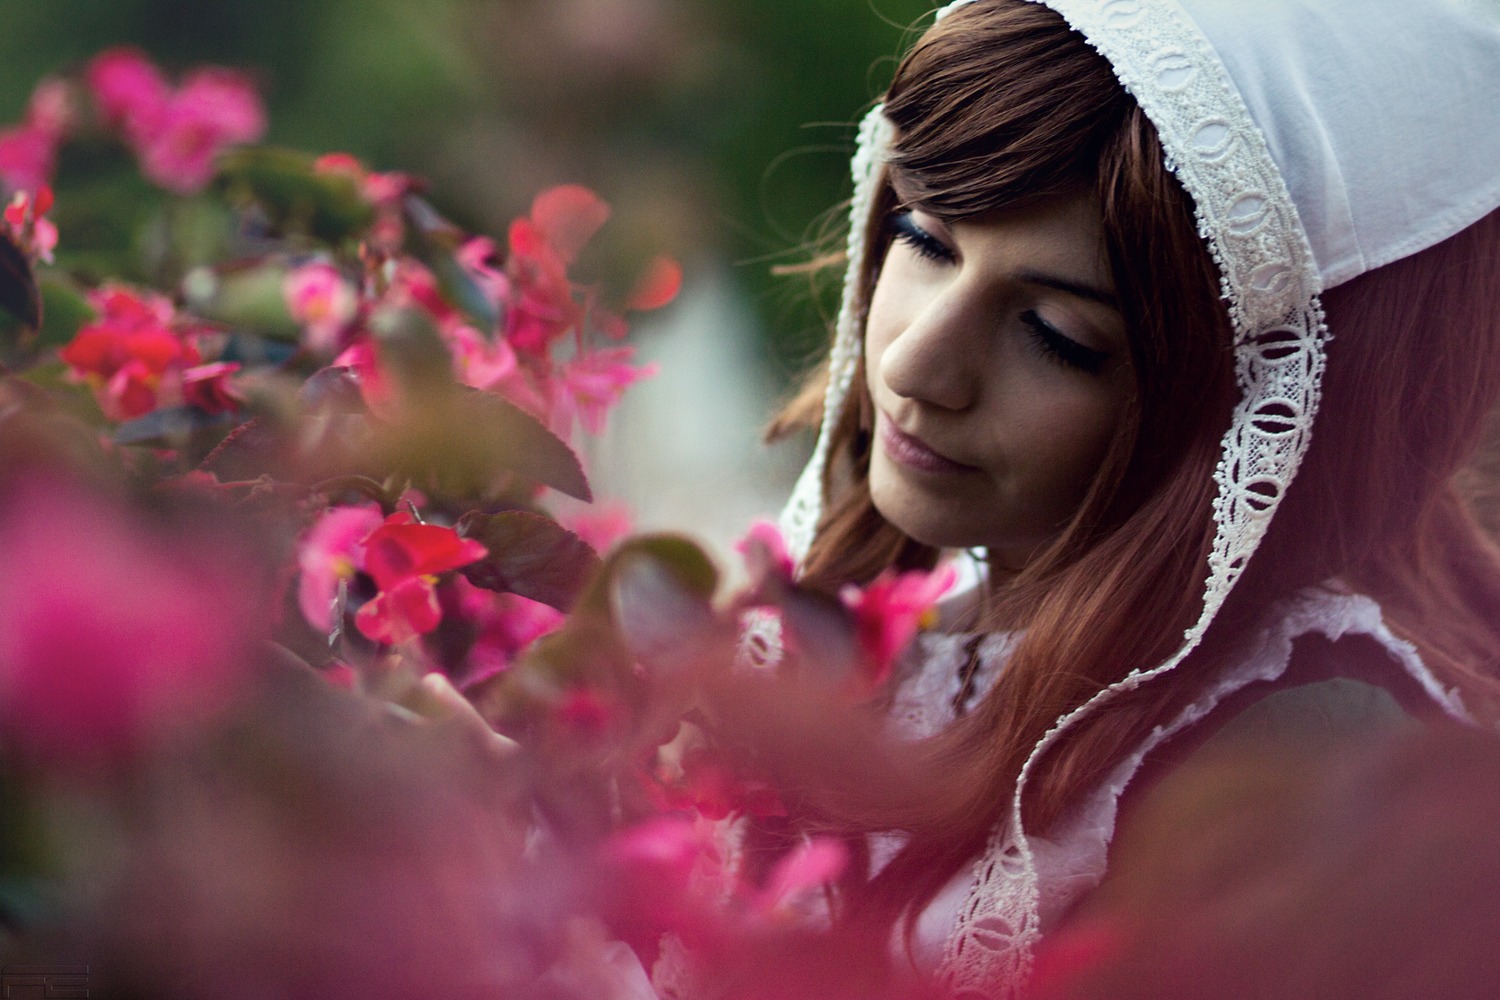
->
xmin=1013 ymin=269 xmax=1119 ymax=309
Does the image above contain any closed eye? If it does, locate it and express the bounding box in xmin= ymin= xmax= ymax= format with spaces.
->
xmin=1022 ymin=311 xmax=1111 ymax=374
xmin=887 ymin=210 xmax=955 ymax=265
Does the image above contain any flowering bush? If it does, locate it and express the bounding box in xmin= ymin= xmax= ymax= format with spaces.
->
xmin=0 ymin=48 xmax=956 ymax=1000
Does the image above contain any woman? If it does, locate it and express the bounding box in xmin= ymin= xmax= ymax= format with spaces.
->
xmin=758 ymin=0 xmax=1500 ymax=995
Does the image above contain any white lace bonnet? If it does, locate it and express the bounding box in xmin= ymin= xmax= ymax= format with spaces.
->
xmin=781 ymin=0 xmax=1500 ymax=699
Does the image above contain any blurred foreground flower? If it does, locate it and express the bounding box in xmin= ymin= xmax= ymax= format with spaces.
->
xmin=0 ymin=479 xmax=264 ymax=766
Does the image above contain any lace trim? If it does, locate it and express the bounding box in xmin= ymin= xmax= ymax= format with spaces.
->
xmin=938 ymin=588 xmax=1471 ymax=998
xmin=779 ymin=105 xmax=892 ymax=564
xmin=937 ymin=0 xmax=1331 ymax=988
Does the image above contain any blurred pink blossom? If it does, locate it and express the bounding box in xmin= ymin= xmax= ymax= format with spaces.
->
xmin=841 ymin=565 xmax=957 ymax=687
xmin=736 ymin=520 xmax=794 ymax=588
xmin=285 ymin=260 xmax=360 ymax=355
xmin=0 ymin=480 xmax=262 ymax=766
xmin=505 ymin=185 xmax=608 ymax=354
xmin=446 ymin=323 xmax=518 ymax=391
xmin=296 ymin=503 xmax=384 ymax=633
xmin=625 ymin=255 xmax=683 ymax=312
xmin=753 ymin=837 xmax=849 ymax=921
xmin=3 ymin=185 xmax=58 ymax=263
xmin=556 ymin=346 xmax=657 ymax=436
xmin=453 ymin=577 xmax=564 ymax=686
xmin=0 ymin=78 xmax=75 ymax=194
xmin=86 ymin=48 xmax=266 ymax=194
xmin=87 ymin=47 xmax=169 ymax=126
xmin=557 ymin=502 xmax=634 ymax=556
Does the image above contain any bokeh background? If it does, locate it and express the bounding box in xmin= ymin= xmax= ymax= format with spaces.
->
xmin=0 ymin=0 xmax=936 ymax=553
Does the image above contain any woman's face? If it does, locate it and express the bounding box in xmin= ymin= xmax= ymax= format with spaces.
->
xmin=864 ymin=188 xmax=1134 ymax=569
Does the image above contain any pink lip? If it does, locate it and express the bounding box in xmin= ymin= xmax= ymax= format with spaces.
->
xmin=878 ymin=414 xmax=974 ymax=475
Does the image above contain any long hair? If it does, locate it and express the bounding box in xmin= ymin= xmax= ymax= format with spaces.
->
xmin=772 ymin=0 xmax=1500 ymax=929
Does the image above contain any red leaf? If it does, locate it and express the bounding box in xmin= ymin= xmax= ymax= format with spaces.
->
xmin=530 ymin=184 xmax=610 ymax=265
xmin=626 ymin=256 xmax=683 ymax=312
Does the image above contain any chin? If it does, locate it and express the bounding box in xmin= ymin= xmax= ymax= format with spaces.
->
xmin=869 ymin=477 xmax=980 ymax=551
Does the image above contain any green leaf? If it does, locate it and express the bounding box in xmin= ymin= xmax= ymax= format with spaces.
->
xmin=372 ymin=389 xmax=592 ymax=503
xmin=405 ymin=196 xmax=501 ymax=331
xmin=574 ymin=534 xmax=718 ymax=623
xmin=36 ymin=273 xmax=94 ymax=355
xmin=183 ymin=260 xmax=302 ymax=342
xmin=219 ymin=146 xmax=375 ymax=246
xmin=458 ymin=510 xmax=601 ymax=612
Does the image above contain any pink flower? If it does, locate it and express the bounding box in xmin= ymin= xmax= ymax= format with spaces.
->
xmin=87 ymin=49 xmax=266 ymax=195
xmin=285 ymin=260 xmax=359 ymax=355
xmin=647 ymin=746 xmax=786 ymax=822
xmin=453 ymin=577 xmax=564 ymax=685
xmin=0 ymin=79 xmax=75 ymax=195
xmin=0 ymin=125 xmax=57 ymax=196
xmin=354 ymin=512 xmax=488 ymax=645
xmin=557 ymin=502 xmax=634 ymax=556
xmin=297 ymin=504 xmax=385 ymax=633
xmin=0 ymin=480 xmax=262 ymax=766
xmin=505 ymin=185 xmax=609 ymax=355
xmin=456 ymin=235 xmax=510 ymax=310
xmin=736 ymin=520 xmax=795 ymax=589
xmin=555 ymin=346 xmax=657 ymax=435
xmin=87 ymin=47 xmax=170 ymax=127
xmin=752 ymin=837 xmax=848 ymax=921
xmin=4 ymin=185 xmax=58 ymax=263
xmin=605 ymin=815 xmax=729 ymax=938
xmin=133 ymin=68 xmax=266 ymax=194
xmin=840 ymin=565 xmax=957 ymax=687
xmin=58 ymin=284 xmax=202 ymax=421
xmin=446 ymin=323 xmax=518 ymax=391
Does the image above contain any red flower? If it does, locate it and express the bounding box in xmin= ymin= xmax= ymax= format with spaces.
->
xmin=58 ymin=284 xmax=202 ymax=421
xmin=841 ymin=564 xmax=957 ymax=687
xmin=354 ymin=512 xmax=488 ymax=645
xmin=297 ymin=504 xmax=385 ymax=633
xmin=3 ymin=185 xmax=58 ymax=263
xmin=181 ymin=361 xmax=242 ymax=414
xmin=505 ymin=185 xmax=609 ymax=355
xmin=626 ymin=255 xmax=683 ymax=312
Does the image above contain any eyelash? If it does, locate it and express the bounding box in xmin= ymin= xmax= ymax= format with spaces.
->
xmin=886 ymin=210 xmax=1112 ymax=375
xmin=887 ymin=210 xmax=954 ymax=264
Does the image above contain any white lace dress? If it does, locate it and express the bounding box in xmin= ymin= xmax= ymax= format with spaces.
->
xmin=885 ymin=586 xmax=1469 ymax=999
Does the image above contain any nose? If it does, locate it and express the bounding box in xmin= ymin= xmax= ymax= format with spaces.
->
xmin=876 ymin=286 xmax=980 ymax=412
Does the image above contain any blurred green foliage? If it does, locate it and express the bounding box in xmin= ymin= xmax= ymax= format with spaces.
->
xmin=0 ymin=0 xmax=933 ymax=375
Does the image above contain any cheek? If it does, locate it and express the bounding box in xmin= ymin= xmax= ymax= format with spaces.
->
xmin=1017 ymin=386 xmax=1127 ymax=508
xmin=864 ymin=268 xmax=907 ymax=378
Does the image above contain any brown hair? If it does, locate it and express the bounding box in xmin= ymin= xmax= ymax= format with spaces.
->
xmin=772 ymin=0 xmax=1500 ymax=929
